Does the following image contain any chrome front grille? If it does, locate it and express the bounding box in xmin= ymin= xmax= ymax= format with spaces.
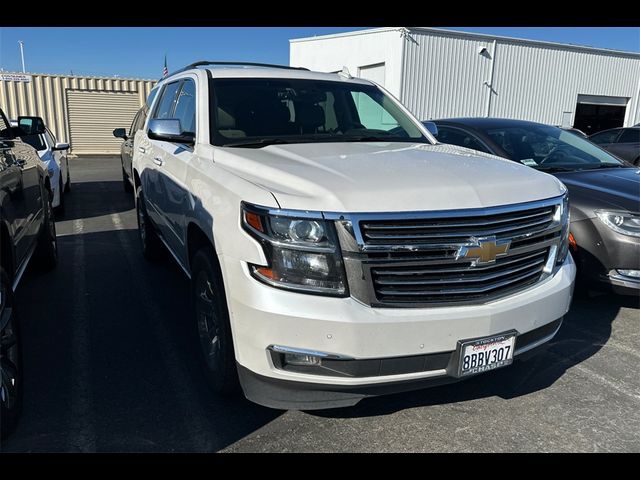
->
xmin=360 ymin=205 xmax=555 ymax=246
xmin=333 ymin=197 xmax=564 ymax=308
xmin=372 ymin=248 xmax=548 ymax=304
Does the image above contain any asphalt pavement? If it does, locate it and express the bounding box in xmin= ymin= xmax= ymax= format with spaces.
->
xmin=1 ymin=156 xmax=639 ymax=452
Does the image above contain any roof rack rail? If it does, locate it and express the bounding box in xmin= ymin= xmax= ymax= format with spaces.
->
xmin=160 ymin=61 xmax=309 ymax=81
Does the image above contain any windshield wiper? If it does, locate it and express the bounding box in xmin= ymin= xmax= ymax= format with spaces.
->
xmin=580 ymin=164 xmax=628 ymax=170
xmin=224 ymin=138 xmax=294 ymax=148
xmin=340 ymin=135 xmax=424 ymax=143
xmin=531 ymin=165 xmax=577 ymax=172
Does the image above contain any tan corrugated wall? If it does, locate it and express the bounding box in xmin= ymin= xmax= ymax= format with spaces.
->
xmin=0 ymin=72 xmax=156 ymax=154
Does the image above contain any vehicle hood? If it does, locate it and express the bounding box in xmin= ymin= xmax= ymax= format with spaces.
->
xmin=214 ymin=142 xmax=566 ymax=212
xmin=554 ymin=167 xmax=640 ymax=220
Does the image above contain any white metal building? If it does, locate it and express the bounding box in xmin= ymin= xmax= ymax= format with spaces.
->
xmin=290 ymin=27 xmax=640 ymax=134
xmin=0 ymin=72 xmax=156 ymax=154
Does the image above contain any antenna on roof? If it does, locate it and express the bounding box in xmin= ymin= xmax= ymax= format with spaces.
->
xmin=338 ymin=66 xmax=352 ymax=79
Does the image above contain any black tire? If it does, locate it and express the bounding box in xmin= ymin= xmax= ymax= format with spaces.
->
xmin=64 ymin=164 xmax=71 ymax=193
xmin=135 ymin=186 xmax=163 ymax=261
xmin=122 ymin=166 xmax=133 ymax=193
xmin=1 ymin=267 xmax=23 ymax=439
xmin=191 ymin=246 xmax=239 ymax=395
xmin=33 ymin=188 xmax=58 ymax=271
xmin=55 ymin=176 xmax=65 ymax=216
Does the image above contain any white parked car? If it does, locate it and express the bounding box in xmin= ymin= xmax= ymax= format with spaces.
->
xmin=132 ymin=62 xmax=576 ymax=410
xmin=11 ymin=118 xmax=71 ymax=212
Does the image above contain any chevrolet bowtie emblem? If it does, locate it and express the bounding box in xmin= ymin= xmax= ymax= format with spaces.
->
xmin=458 ymin=236 xmax=511 ymax=265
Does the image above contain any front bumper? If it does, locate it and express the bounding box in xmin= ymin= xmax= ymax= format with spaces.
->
xmin=222 ymin=253 xmax=575 ymax=409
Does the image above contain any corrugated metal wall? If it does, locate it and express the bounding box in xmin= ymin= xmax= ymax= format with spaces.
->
xmin=402 ymin=30 xmax=640 ymax=126
xmin=489 ymin=42 xmax=640 ymax=126
xmin=0 ymin=72 xmax=156 ymax=154
xmin=401 ymin=32 xmax=493 ymax=120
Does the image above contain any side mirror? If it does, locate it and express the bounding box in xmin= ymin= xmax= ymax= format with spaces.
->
xmin=113 ymin=128 xmax=128 ymax=140
xmin=423 ymin=121 xmax=438 ymax=137
xmin=148 ymin=119 xmax=194 ymax=144
xmin=53 ymin=142 xmax=70 ymax=151
xmin=18 ymin=116 xmax=46 ymax=135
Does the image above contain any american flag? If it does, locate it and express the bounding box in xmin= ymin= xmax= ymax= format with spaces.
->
xmin=162 ymin=55 xmax=169 ymax=78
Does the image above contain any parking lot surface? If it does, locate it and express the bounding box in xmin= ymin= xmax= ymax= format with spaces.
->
xmin=1 ymin=156 xmax=639 ymax=453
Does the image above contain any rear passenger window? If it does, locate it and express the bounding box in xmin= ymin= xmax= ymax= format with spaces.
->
xmin=152 ymin=82 xmax=181 ymax=120
xmin=619 ymin=129 xmax=640 ymax=143
xmin=589 ymin=130 xmax=620 ymax=145
xmin=173 ymin=79 xmax=196 ymax=134
xmin=437 ymin=127 xmax=491 ymax=154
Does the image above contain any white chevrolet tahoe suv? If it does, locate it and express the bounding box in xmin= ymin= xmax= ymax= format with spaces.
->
xmin=132 ymin=62 xmax=576 ymax=409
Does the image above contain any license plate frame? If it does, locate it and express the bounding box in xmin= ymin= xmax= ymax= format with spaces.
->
xmin=454 ymin=330 xmax=518 ymax=378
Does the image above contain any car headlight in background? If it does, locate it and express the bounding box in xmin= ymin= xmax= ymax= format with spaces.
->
xmin=241 ymin=203 xmax=347 ymax=296
xmin=596 ymin=211 xmax=640 ymax=238
xmin=555 ymin=194 xmax=570 ymax=266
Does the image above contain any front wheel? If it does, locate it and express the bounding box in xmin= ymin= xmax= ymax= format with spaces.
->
xmin=191 ymin=247 xmax=238 ymax=395
xmin=135 ymin=186 xmax=163 ymax=261
xmin=1 ymin=267 xmax=23 ymax=439
xmin=33 ymin=188 xmax=58 ymax=271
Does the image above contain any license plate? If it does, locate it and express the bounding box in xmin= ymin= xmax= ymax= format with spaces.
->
xmin=456 ymin=332 xmax=516 ymax=377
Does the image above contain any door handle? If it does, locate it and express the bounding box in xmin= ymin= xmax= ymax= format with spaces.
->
xmin=153 ymin=157 xmax=164 ymax=166
xmin=138 ymin=146 xmax=147 ymax=154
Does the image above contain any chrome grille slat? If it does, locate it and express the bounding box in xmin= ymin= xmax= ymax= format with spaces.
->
xmin=371 ymin=250 xmax=547 ymax=275
xmin=361 ymin=209 xmax=552 ymax=230
xmin=374 ymin=257 xmax=546 ymax=286
xmin=376 ymin=267 xmax=544 ymax=296
xmin=342 ymin=197 xmax=564 ymax=307
xmin=363 ymin=216 xmax=553 ymax=241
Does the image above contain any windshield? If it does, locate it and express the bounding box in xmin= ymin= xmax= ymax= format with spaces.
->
xmin=485 ymin=124 xmax=627 ymax=171
xmin=20 ymin=133 xmax=47 ymax=151
xmin=209 ymin=78 xmax=429 ymax=147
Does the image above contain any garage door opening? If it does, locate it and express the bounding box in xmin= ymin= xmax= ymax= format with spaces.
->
xmin=67 ymin=90 xmax=141 ymax=155
xmin=573 ymin=94 xmax=628 ymax=135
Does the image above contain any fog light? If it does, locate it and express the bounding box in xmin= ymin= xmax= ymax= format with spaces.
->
xmin=284 ymin=353 xmax=322 ymax=366
xmin=617 ymin=269 xmax=640 ymax=279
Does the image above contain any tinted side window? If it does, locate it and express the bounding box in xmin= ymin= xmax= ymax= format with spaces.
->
xmin=619 ymin=129 xmax=640 ymax=143
xmin=44 ymin=130 xmax=55 ymax=148
xmin=437 ymin=126 xmax=491 ymax=154
xmin=129 ymin=110 xmax=141 ymax=136
xmin=152 ymin=82 xmax=181 ymax=120
xmin=173 ymin=79 xmax=196 ymax=134
xmin=46 ymin=128 xmax=57 ymax=144
xmin=134 ymin=107 xmax=148 ymax=132
xmin=0 ymin=112 xmax=11 ymax=139
xmin=590 ymin=130 xmax=620 ymax=145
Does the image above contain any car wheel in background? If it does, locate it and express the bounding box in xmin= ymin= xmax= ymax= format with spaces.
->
xmin=64 ymin=164 xmax=71 ymax=193
xmin=1 ymin=267 xmax=23 ymax=440
xmin=34 ymin=188 xmax=58 ymax=271
xmin=55 ymin=176 xmax=65 ymax=216
xmin=191 ymin=246 xmax=238 ymax=395
xmin=135 ymin=186 xmax=163 ymax=260
xmin=122 ymin=167 xmax=133 ymax=193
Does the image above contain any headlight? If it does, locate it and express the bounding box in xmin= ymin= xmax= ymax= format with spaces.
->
xmin=596 ymin=211 xmax=640 ymax=238
xmin=241 ymin=203 xmax=347 ymax=296
xmin=555 ymin=194 xmax=570 ymax=265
